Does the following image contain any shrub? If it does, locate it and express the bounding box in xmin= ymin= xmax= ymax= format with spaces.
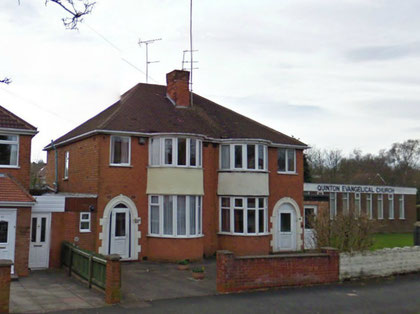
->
xmin=310 ymin=208 xmax=375 ymax=252
xmin=191 ymin=266 xmax=205 ymax=273
xmin=177 ymin=259 xmax=189 ymax=265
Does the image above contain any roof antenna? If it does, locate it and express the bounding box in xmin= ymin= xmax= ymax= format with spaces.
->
xmin=189 ymin=0 xmax=194 ymax=106
xmin=138 ymin=38 xmax=162 ymax=83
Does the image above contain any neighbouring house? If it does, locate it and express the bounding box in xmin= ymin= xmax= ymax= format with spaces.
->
xmin=0 ymin=105 xmax=37 ymax=276
xmin=303 ymin=183 xmax=417 ymax=248
xmin=42 ymin=70 xmax=308 ymax=262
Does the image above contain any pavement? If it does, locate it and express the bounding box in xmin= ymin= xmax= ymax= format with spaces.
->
xmin=57 ymin=272 xmax=420 ymax=314
xmin=10 ymin=269 xmax=106 ymax=313
xmin=121 ymin=258 xmax=217 ymax=306
xmin=10 ymin=259 xmax=217 ymax=313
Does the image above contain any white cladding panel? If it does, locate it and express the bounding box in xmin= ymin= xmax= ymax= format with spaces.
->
xmin=147 ymin=167 xmax=204 ymax=195
xmin=33 ymin=195 xmax=65 ymax=212
xmin=218 ymin=172 xmax=269 ymax=196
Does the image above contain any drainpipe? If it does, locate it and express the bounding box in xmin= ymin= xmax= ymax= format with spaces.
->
xmin=51 ymin=140 xmax=58 ymax=193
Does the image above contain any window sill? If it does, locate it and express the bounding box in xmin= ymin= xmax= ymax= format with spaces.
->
xmin=218 ymin=170 xmax=268 ymax=173
xmin=0 ymin=165 xmax=20 ymax=169
xmin=148 ymin=165 xmax=203 ymax=169
xmin=147 ymin=234 xmax=204 ymax=239
xmin=63 ymin=177 xmax=68 ymax=181
xmin=217 ymin=232 xmax=270 ymax=237
xmin=277 ymin=171 xmax=298 ymax=176
xmin=79 ymin=230 xmax=91 ymax=233
xmin=109 ymin=164 xmax=132 ymax=168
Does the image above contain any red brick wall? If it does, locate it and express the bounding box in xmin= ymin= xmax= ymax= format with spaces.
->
xmin=217 ymin=248 xmax=339 ymax=293
xmin=0 ymin=261 xmax=12 ymax=313
xmin=146 ymin=237 xmax=203 ymax=262
xmin=46 ymin=136 xmax=100 ymax=194
xmin=15 ymin=207 xmax=31 ymax=277
xmin=202 ymin=143 xmax=219 ymax=257
xmin=268 ymin=148 xmax=305 ymax=250
xmin=1 ymin=135 xmax=33 ymax=189
xmin=218 ymin=235 xmax=271 ymax=256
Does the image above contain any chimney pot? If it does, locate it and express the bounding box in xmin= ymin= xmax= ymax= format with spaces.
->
xmin=166 ymin=70 xmax=190 ymax=107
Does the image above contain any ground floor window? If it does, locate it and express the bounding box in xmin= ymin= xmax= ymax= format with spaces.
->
xmin=399 ymin=195 xmax=405 ymax=219
xmin=149 ymin=195 xmax=202 ymax=237
xmin=219 ymin=196 xmax=268 ymax=235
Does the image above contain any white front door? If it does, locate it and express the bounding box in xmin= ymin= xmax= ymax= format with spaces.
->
xmin=109 ymin=206 xmax=130 ymax=259
xmin=0 ymin=210 xmax=17 ymax=274
xmin=304 ymin=206 xmax=317 ymax=250
xmin=277 ymin=203 xmax=297 ymax=251
xmin=29 ymin=213 xmax=51 ymax=269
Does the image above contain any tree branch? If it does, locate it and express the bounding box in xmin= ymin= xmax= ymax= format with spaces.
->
xmin=46 ymin=0 xmax=95 ymax=30
xmin=0 ymin=77 xmax=12 ymax=84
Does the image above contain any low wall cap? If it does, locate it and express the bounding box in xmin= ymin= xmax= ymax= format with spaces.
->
xmin=0 ymin=259 xmax=13 ymax=267
xmin=415 ymin=222 xmax=420 ymax=227
xmin=106 ymin=254 xmax=121 ymax=261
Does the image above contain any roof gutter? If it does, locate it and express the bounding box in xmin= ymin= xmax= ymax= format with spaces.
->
xmin=0 ymin=127 xmax=38 ymax=136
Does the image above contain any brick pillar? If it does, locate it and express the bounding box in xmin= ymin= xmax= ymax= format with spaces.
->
xmin=0 ymin=260 xmax=13 ymax=314
xmin=321 ymin=247 xmax=339 ymax=283
xmin=216 ymin=250 xmax=235 ymax=293
xmin=105 ymin=254 xmax=121 ymax=304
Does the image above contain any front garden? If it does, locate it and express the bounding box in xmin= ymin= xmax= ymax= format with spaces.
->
xmin=371 ymin=233 xmax=414 ymax=250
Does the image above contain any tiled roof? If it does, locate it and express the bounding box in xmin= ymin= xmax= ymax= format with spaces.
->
xmin=0 ymin=174 xmax=35 ymax=203
xmin=47 ymin=83 xmax=307 ymax=148
xmin=0 ymin=105 xmax=37 ymax=131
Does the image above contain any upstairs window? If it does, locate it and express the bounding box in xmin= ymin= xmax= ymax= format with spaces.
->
xmin=64 ymin=151 xmax=69 ymax=179
xmin=220 ymin=144 xmax=267 ymax=171
xmin=0 ymin=134 xmax=18 ymax=167
xmin=277 ymin=148 xmax=295 ymax=173
xmin=149 ymin=137 xmax=202 ymax=167
xmin=110 ymin=136 xmax=130 ymax=166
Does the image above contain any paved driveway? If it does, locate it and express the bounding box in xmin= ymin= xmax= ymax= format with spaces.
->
xmin=10 ymin=269 xmax=106 ymax=313
xmin=121 ymin=258 xmax=217 ymax=307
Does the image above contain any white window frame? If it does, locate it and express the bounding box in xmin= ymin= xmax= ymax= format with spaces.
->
xmin=354 ymin=193 xmax=361 ymax=216
xmin=219 ymin=143 xmax=268 ymax=171
xmin=0 ymin=134 xmax=19 ymax=168
xmin=366 ymin=194 xmax=373 ymax=219
xmin=399 ymin=195 xmax=405 ymax=219
xmin=110 ymin=135 xmax=131 ymax=166
xmin=388 ymin=194 xmax=394 ymax=220
xmin=377 ymin=195 xmax=384 ymax=219
xmin=277 ymin=148 xmax=296 ymax=174
xmin=342 ymin=193 xmax=349 ymax=214
xmin=149 ymin=137 xmax=202 ymax=168
xmin=148 ymin=195 xmax=202 ymax=238
xmin=79 ymin=212 xmax=91 ymax=232
xmin=218 ymin=196 xmax=268 ymax=236
xmin=330 ymin=192 xmax=337 ymax=219
xmin=64 ymin=151 xmax=69 ymax=179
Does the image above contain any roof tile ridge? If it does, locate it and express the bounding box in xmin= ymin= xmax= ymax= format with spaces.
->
xmin=193 ymin=94 xmax=307 ymax=146
xmin=0 ymin=105 xmax=37 ymax=131
xmin=5 ymin=173 xmax=35 ymax=202
xmin=97 ymin=84 xmax=141 ymax=130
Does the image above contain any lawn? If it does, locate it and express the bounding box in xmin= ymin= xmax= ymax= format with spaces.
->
xmin=371 ymin=233 xmax=414 ymax=250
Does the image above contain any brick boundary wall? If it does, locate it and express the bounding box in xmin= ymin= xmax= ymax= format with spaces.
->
xmin=217 ymin=248 xmax=339 ymax=293
xmin=340 ymin=246 xmax=420 ymax=280
xmin=105 ymin=254 xmax=121 ymax=304
xmin=0 ymin=260 xmax=12 ymax=314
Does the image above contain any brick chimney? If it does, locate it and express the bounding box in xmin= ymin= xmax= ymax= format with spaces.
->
xmin=166 ymin=70 xmax=190 ymax=107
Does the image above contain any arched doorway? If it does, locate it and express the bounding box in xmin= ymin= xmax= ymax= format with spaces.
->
xmin=272 ymin=197 xmax=302 ymax=252
xmin=99 ymin=195 xmax=140 ymax=260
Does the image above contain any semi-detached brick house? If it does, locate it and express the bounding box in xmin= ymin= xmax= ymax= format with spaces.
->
xmin=44 ymin=70 xmax=309 ymax=262
xmin=0 ymin=105 xmax=37 ymax=277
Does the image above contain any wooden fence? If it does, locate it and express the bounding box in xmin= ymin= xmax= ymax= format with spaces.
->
xmin=61 ymin=241 xmax=107 ymax=291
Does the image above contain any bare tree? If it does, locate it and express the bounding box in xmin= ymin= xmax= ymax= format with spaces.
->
xmin=2 ymin=0 xmax=96 ymax=84
xmin=46 ymin=0 xmax=96 ymax=30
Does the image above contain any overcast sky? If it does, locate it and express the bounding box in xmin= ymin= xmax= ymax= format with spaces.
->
xmin=1 ymin=0 xmax=419 ymax=162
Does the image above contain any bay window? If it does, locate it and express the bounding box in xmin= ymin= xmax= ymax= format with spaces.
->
xmin=219 ymin=196 xmax=268 ymax=235
xmin=110 ymin=136 xmax=130 ymax=166
xmin=220 ymin=144 xmax=267 ymax=171
xmin=149 ymin=195 xmax=202 ymax=237
xmin=278 ymin=148 xmax=296 ymax=173
xmin=0 ymin=134 xmax=18 ymax=167
xmin=149 ymin=137 xmax=202 ymax=167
